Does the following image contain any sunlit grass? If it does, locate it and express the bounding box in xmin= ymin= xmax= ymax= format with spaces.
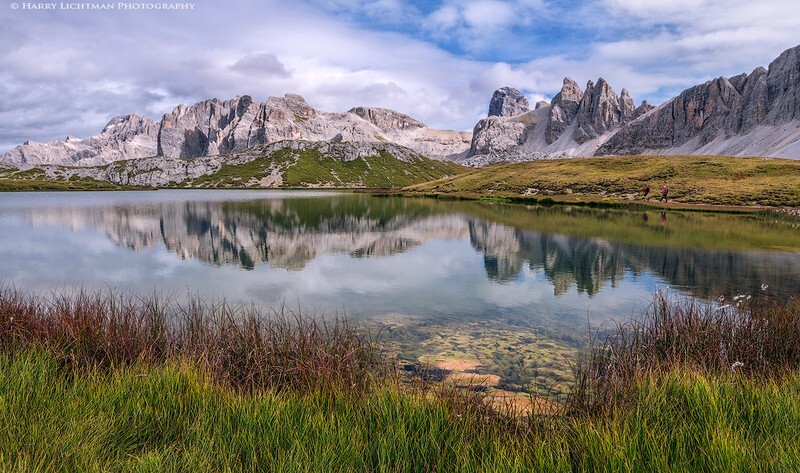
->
xmin=187 ymin=146 xmax=466 ymax=189
xmin=406 ymin=155 xmax=800 ymax=207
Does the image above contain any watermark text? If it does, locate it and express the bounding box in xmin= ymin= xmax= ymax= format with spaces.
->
xmin=11 ymin=2 xmax=196 ymax=10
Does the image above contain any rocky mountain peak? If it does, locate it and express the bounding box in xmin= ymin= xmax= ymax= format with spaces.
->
xmin=597 ymin=44 xmax=800 ymax=157
xmin=620 ymin=88 xmax=636 ymax=118
xmin=267 ymin=93 xmax=316 ymax=117
xmin=348 ymin=106 xmax=425 ymax=132
xmin=102 ymin=113 xmax=155 ymax=134
xmin=545 ymin=77 xmax=586 ymax=144
xmin=552 ymin=78 xmax=583 ymax=113
xmin=765 ymin=44 xmax=800 ymax=124
xmin=574 ymin=77 xmax=626 ymax=144
xmin=488 ymin=87 xmax=530 ymax=117
xmin=102 ymin=115 xmax=131 ymax=131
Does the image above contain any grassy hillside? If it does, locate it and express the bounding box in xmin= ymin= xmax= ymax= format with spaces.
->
xmin=405 ymin=155 xmax=800 ymax=207
xmin=0 ymin=167 xmax=140 ymax=191
xmin=184 ymin=147 xmax=466 ymax=188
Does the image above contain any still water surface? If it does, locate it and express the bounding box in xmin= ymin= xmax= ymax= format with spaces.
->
xmin=2 ymin=190 xmax=798 ymax=389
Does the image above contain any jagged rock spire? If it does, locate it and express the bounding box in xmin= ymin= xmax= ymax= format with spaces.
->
xmin=488 ymin=87 xmax=530 ymax=117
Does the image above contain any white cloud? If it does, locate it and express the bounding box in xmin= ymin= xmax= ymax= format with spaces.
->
xmin=0 ymin=0 xmax=798 ymax=152
xmin=229 ymin=53 xmax=292 ymax=78
xmin=603 ymin=0 xmax=710 ymax=18
xmin=422 ymin=0 xmax=545 ymax=52
xmin=461 ymin=1 xmax=517 ymax=30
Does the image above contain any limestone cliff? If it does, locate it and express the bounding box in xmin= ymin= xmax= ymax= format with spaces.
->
xmin=597 ymin=45 xmax=800 ymax=157
xmin=465 ymin=44 xmax=800 ymax=165
xmin=2 ymin=114 xmax=159 ymax=166
xmin=461 ymin=81 xmax=650 ymax=166
xmin=1 ymin=94 xmax=471 ymax=166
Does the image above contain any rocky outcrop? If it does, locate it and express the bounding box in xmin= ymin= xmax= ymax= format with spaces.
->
xmin=488 ymin=87 xmax=530 ymax=117
xmin=573 ymin=78 xmax=633 ymax=144
xmin=2 ymin=114 xmax=158 ymax=166
xmin=597 ymin=44 xmax=800 ymax=157
xmin=545 ymin=78 xmax=583 ymax=144
xmin=32 ymin=139 xmax=444 ymax=188
xmin=348 ymin=106 xmax=425 ymax=131
xmin=464 ymin=44 xmax=800 ymax=165
xmin=1 ymin=94 xmax=471 ymax=166
xmin=462 ymin=77 xmax=648 ymax=166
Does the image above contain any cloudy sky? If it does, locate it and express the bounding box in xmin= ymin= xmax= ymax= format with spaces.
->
xmin=1 ymin=0 xmax=798 ymax=153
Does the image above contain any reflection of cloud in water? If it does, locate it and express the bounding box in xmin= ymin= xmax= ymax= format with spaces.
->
xmin=2 ymin=190 xmax=800 ymax=334
xmin=243 ymin=240 xmax=486 ymax=317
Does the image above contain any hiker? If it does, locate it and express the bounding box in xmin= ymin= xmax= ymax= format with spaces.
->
xmin=643 ymin=184 xmax=650 ymax=200
xmin=659 ymin=185 xmax=668 ymax=203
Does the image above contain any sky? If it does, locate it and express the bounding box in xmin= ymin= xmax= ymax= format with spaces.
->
xmin=1 ymin=0 xmax=798 ymax=153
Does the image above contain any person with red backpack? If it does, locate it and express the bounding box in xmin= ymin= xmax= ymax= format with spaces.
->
xmin=659 ymin=185 xmax=668 ymax=203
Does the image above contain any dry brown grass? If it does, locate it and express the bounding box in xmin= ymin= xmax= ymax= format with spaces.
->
xmin=0 ymin=285 xmax=385 ymax=394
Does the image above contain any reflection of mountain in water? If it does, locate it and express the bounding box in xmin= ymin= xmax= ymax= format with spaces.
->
xmin=469 ymin=220 xmax=628 ymax=295
xmin=20 ymin=198 xmax=468 ymax=271
xmin=467 ymin=219 xmax=800 ymax=300
xmin=18 ymin=196 xmax=800 ymax=300
xmin=158 ymin=200 xmax=468 ymax=270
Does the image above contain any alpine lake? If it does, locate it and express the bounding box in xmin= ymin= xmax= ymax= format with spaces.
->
xmin=2 ymin=190 xmax=799 ymax=394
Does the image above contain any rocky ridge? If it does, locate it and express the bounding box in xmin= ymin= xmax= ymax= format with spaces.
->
xmin=27 ymin=139 xmax=441 ymax=187
xmin=3 ymin=44 xmax=799 ymax=171
xmin=460 ymin=79 xmax=653 ymax=166
xmin=2 ymin=94 xmax=471 ymax=167
xmin=463 ymin=44 xmax=800 ymax=165
xmin=2 ymin=114 xmax=159 ymax=167
xmin=597 ymin=45 xmax=800 ymax=157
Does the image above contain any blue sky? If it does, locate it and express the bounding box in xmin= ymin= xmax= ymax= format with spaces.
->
xmin=1 ymin=0 xmax=798 ymax=152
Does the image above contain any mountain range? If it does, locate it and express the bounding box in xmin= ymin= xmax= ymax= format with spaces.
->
xmin=1 ymin=94 xmax=470 ymax=167
xmin=2 ymin=44 xmax=798 ymax=170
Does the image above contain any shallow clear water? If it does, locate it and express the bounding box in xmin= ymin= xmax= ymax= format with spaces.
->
xmin=2 ymin=190 xmax=798 ymax=389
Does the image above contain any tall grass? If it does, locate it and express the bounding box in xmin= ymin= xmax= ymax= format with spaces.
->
xmin=3 ymin=285 xmax=800 ymax=470
xmin=0 ymin=285 xmax=383 ymax=394
xmin=571 ymin=291 xmax=800 ymax=414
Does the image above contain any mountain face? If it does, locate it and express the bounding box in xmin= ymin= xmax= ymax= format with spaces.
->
xmin=488 ymin=87 xmax=530 ymax=117
xmin=597 ymin=45 xmax=800 ymax=156
xmin=1 ymin=114 xmax=160 ymax=166
xmin=3 ymin=45 xmax=799 ymax=170
xmin=1 ymin=94 xmax=471 ymax=167
xmin=460 ymin=79 xmax=653 ymax=166
xmin=462 ymin=44 xmax=800 ymax=166
xmin=17 ymin=139 xmax=465 ymax=188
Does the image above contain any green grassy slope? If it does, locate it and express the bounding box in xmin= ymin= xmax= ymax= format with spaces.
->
xmin=405 ymin=155 xmax=800 ymax=207
xmin=185 ymin=147 xmax=467 ymax=188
